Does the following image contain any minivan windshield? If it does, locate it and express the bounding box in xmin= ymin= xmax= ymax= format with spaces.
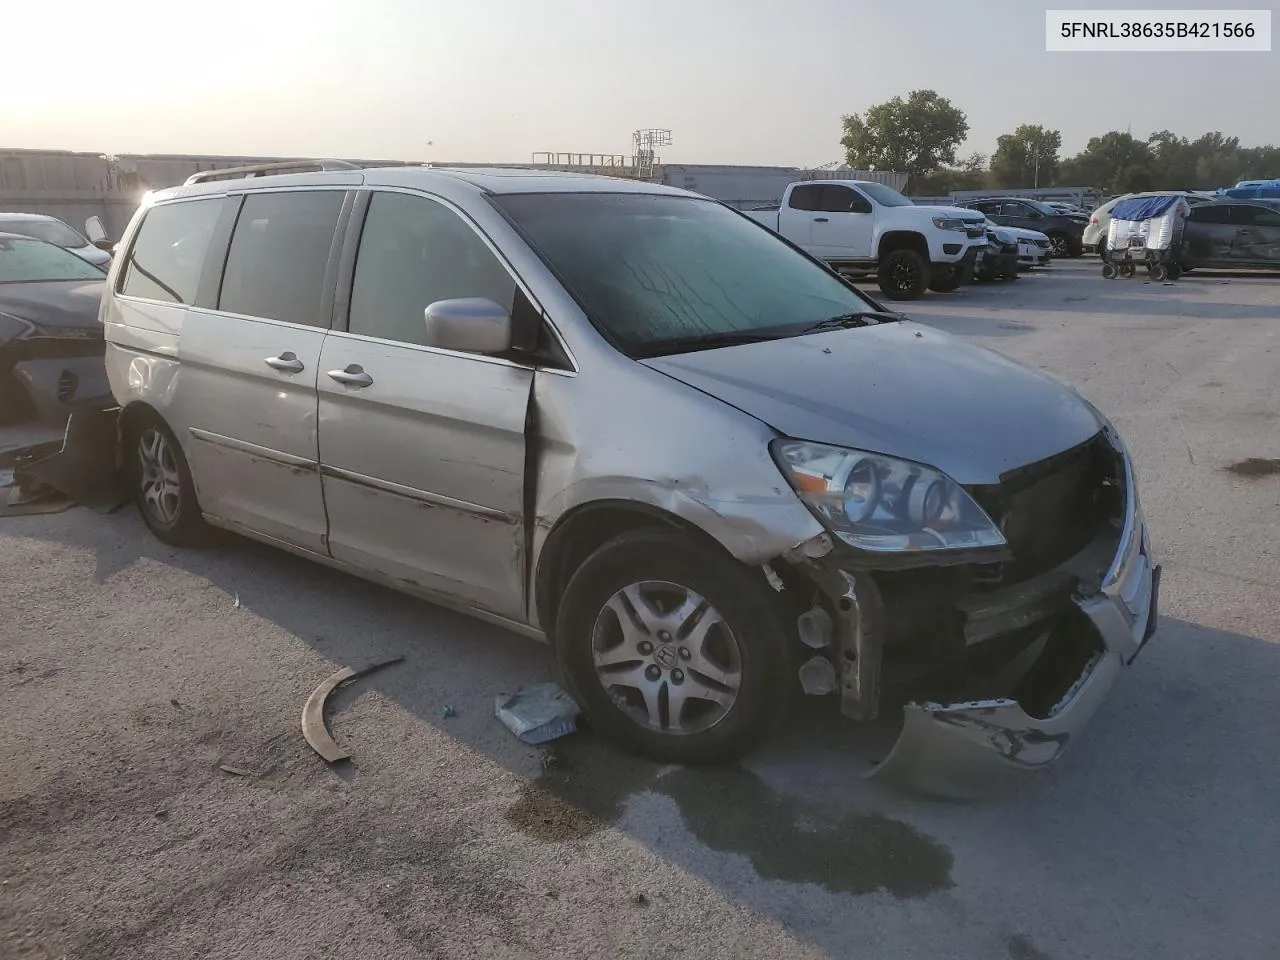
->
xmin=493 ymin=193 xmax=883 ymax=357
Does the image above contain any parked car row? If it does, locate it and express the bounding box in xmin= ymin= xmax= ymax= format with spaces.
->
xmin=1085 ymin=189 xmax=1280 ymax=271
xmin=745 ymin=182 xmax=1062 ymax=300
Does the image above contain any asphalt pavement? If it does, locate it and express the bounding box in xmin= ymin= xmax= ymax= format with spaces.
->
xmin=2 ymin=259 xmax=1278 ymax=960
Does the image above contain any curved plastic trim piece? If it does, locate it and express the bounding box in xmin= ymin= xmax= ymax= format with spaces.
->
xmin=301 ymin=656 xmax=404 ymax=763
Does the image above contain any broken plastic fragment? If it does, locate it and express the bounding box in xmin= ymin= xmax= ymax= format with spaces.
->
xmin=798 ymin=655 xmax=838 ymax=695
xmin=495 ymin=683 xmax=580 ymax=744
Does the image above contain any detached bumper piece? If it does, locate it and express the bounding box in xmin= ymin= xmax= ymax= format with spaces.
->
xmin=870 ymin=449 xmax=1159 ymax=798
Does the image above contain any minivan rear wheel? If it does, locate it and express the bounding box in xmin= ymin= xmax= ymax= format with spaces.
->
xmin=555 ymin=529 xmax=791 ymax=764
xmin=129 ymin=414 xmax=207 ymax=546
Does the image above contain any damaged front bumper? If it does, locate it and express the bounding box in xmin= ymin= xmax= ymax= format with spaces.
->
xmin=788 ymin=435 xmax=1160 ymax=798
xmin=871 ymin=447 xmax=1159 ymax=798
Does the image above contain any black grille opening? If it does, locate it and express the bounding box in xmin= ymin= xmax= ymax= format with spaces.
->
xmin=56 ymin=369 xmax=78 ymax=403
xmin=967 ymin=432 xmax=1123 ymax=585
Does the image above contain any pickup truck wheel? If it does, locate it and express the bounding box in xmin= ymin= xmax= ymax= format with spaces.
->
xmin=878 ymin=249 xmax=929 ymax=300
xmin=555 ymin=529 xmax=791 ymax=764
xmin=927 ymin=265 xmax=962 ymax=293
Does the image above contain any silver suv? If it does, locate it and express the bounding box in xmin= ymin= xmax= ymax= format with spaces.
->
xmin=101 ymin=161 xmax=1159 ymax=795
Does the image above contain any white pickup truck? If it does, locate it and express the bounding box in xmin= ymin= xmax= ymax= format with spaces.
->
xmin=744 ymin=180 xmax=989 ymax=300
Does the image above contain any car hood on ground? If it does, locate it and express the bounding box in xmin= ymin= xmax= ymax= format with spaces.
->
xmin=0 ymin=280 xmax=105 ymax=339
xmin=640 ymin=322 xmax=1102 ymax=485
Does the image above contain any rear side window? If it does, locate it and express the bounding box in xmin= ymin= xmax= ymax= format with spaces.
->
xmin=787 ymin=185 xmax=822 ymax=211
xmin=1250 ymin=207 xmax=1280 ymax=227
xmin=817 ymin=185 xmax=871 ymax=213
xmin=348 ymin=192 xmax=516 ymax=346
xmin=1191 ymin=205 xmax=1234 ymax=224
xmin=219 ymin=191 xmax=344 ymax=326
xmin=120 ymin=198 xmax=223 ymax=304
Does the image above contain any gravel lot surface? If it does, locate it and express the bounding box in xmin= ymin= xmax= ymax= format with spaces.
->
xmin=2 ymin=260 xmax=1278 ymax=960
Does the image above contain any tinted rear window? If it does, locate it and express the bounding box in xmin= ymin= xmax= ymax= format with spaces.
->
xmin=120 ymin=198 xmax=224 ymax=304
xmin=219 ymin=191 xmax=344 ymax=326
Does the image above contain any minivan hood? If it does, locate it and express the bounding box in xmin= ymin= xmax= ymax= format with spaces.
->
xmin=640 ymin=322 xmax=1102 ymax=484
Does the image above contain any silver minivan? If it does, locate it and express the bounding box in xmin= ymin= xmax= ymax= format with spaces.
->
xmin=101 ymin=161 xmax=1159 ymax=796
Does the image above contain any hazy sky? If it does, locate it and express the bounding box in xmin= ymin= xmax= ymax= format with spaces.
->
xmin=5 ymin=0 xmax=1277 ymax=167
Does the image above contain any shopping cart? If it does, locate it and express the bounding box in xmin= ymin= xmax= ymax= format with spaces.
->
xmin=1101 ymin=194 xmax=1191 ymax=281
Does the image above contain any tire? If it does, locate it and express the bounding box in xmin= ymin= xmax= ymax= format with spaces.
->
xmin=127 ymin=412 xmax=208 ymax=546
xmin=1095 ymin=239 xmax=1107 ymax=259
xmin=1001 ymin=270 xmax=1019 ymax=281
xmin=1048 ymin=233 xmax=1070 ymax=258
xmin=877 ymin=249 xmax=929 ymax=300
xmin=1167 ymin=264 xmax=1182 ymax=280
xmin=1150 ymin=263 xmax=1168 ymax=281
xmin=1101 ymin=263 xmax=1118 ymax=279
xmin=555 ymin=529 xmax=792 ymax=765
xmin=927 ymin=265 xmax=962 ymax=293
xmin=1121 ymin=263 xmax=1137 ymax=278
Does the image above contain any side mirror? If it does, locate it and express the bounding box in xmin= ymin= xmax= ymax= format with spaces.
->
xmin=85 ymin=216 xmax=109 ymax=247
xmin=423 ymin=298 xmax=512 ymax=354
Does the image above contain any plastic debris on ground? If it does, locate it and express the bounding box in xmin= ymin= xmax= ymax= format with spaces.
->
xmin=494 ymin=683 xmax=580 ymax=744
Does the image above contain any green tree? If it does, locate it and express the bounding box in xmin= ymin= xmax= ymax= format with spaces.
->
xmin=1190 ymin=132 xmax=1243 ymax=186
xmin=841 ymin=90 xmax=969 ymax=177
xmin=1147 ymin=130 xmax=1196 ymax=189
xmin=1237 ymin=145 xmax=1280 ymax=182
xmin=1059 ymin=132 xmax=1154 ymax=192
xmin=989 ymin=125 xmax=1062 ymax=188
xmin=910 ymin=153 xmax=987 ymax=196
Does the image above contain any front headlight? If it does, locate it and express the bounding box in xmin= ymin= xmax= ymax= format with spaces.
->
xmin=932 ymin=216 xmax=966 ymax=231
xmin=773 ymin=440 xmax=1007 ymax=553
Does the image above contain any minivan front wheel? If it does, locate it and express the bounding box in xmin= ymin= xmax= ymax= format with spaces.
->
xmin=130 ymin=415 xmax=207 ymax=546
xmin=556 ymin=529 xmax=790 ymax=764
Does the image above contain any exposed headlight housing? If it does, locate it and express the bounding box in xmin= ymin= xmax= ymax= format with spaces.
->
xmin=773 ymin=440 xmax=1007 ymax=554
xmin=932 ymin=216 xmax=967 ymax=231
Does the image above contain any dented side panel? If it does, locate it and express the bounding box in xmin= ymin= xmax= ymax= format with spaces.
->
xmin=527 ymin=363 xmax=826 ymax=630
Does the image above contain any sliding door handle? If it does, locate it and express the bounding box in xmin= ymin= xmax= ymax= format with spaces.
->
xmin=264 ymin=352 xmax=304 ymax=374
xmin=327 ymin=364 xmax=373 ymax=388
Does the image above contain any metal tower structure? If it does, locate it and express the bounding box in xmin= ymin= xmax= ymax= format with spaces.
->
xmin=632 ymin=129 xmax=672 ymax=179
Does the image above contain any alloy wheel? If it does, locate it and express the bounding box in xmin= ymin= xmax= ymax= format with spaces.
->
xmin=137 ymin=427 xmax=181 ymax=525
xmin=892 ymin=260 xmax=920 ymax=293
xmin=590 ymin=580 xmax=742 ymax=735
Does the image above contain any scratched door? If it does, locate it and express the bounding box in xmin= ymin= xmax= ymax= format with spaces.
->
xmin=316 ymin=189 xmax=534 ymax=620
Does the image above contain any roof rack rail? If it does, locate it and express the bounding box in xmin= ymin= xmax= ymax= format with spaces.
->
xmin=184 ymin=159 xmax=360 ymax=185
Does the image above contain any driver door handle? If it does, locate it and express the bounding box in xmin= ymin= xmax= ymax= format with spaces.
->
xmin=327 ymin=364 xmax=373 ymax=388
xmin=813 ymin=217 xmax=829 ymax=223
xmin=264 ymin=352 xmax=304 ymax=374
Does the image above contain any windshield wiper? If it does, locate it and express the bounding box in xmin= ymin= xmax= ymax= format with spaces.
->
xmin=640 ymin=330 xmax=785 ymax=356
xmin=802 ymin=310 xmax=903 ymax=334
